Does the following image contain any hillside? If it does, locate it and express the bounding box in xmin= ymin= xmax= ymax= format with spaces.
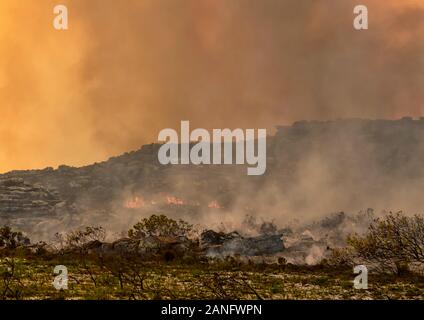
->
xmin=2 ymin=118 xmax=424 ymax=238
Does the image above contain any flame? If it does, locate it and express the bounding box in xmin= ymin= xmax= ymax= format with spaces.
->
xmin=124 ymin=196 xmax=145 ymax=209
xmin=208 ymin=200 xmax=221 ymax=209
xmin=124 ymin=193 xmax=221 ymax=209
xmin=166 ymin=195 xmax=186 ymax=205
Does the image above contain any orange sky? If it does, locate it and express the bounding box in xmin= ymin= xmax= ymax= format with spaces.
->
xmin=0 ymin=0 xmax=424 ymax=172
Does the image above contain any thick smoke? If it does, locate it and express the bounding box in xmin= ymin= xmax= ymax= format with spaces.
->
xmin=0 ymin=0 xmax=424 ymax=172
xmin=2 ymin=0 xmax=424 ymax=254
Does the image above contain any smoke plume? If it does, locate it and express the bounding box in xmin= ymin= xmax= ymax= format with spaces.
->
xmin=0 ymin=0 xmax=424 ymax=172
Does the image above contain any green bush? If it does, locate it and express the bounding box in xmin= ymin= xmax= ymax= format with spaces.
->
xmin=128 ymin=214 xmax=192 ymax=239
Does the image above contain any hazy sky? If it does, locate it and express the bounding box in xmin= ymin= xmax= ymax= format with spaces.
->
xmin=0 ymin=0 xmax=423 ymax=172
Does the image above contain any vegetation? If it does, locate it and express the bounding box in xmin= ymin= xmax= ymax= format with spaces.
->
xmin=346 ymin=212 xmax=424 ymax=275
xmin=128 ymin=214 xmax=193 ymax=239
xmin=0 ymin=226 xmax=30 ymax=249
xmin=0 ymin=212 xmax=422 ymax=300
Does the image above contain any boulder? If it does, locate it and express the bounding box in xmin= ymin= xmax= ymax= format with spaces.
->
xmin=201 ymin=230 xmax=284 ymax=256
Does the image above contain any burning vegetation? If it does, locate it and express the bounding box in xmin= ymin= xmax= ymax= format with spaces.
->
xmin=0 ymin=119 xmax=424 ymax=299
xmin=124 ymin=193 xmax=222 ymax=210
xmin=5 ymin=119 xmax=424 ymax=242
xmin=0 ymin=212 xmax=423 ymax=300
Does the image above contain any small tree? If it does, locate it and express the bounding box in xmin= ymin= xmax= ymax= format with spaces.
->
xmin=0 ymin=258 xmax=25 ymax=300
xmin=61 ymin=226 xmax=106 ymax=287
xmin=348 ymin=212 xmax=424 ymax=274
xmin=0 ymin=226 xmax=30 ymax=250
xmin=65 ymin=226 xmax=106 ymax=251
xmin=128 ymin=215 xmax=192 ymax=239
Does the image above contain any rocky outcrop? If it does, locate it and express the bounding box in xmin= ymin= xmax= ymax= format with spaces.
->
xmin=0 ymin=178 xmax=62 ymax=216
xmin=84 ymin=235 xmax=197 ymax=261
xmin=201 ymin=230 xmax=285 ymax=256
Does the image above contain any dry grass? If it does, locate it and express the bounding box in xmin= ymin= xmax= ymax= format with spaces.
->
xmin=0 ymin=257 xmax=423 ymax=300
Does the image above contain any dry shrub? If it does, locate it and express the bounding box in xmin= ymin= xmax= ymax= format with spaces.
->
xmin=347 ymin=212 xmax=424 ymax=275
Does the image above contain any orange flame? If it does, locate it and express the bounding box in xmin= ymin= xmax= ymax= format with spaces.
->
xmin=125 ymin=196 xmax=145 ymax=209
xmin=166 ymin=195 xmax=186 ymax=205
xmin=208 ymin=200 xmax=221 ymax=209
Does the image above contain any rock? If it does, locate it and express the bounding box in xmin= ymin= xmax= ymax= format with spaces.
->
xmin=201 ymin=230 xmax=284 ymax=256
xmin=200 ymin=230 xmax=241 ymax=247
xmin=84 ymin=235 xmax=195 ymax=260
xmin=221 ymin=234 xmax=285 ymax=256
xmin=0 ymin=179 xmax=62 ymax=216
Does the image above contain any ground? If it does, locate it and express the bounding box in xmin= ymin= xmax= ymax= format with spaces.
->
xmin=0 ymin=258 xmax=423 ymax=300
